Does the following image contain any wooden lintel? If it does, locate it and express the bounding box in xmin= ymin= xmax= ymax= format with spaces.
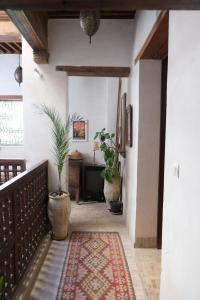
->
xmin=134 ymin=11 xmax=169 ymax=64
xmin=6 ymin=10 xmax=48 ymax=64
xmin=0 ymin=11 xmax=9 ymax=21
xmin=0 ymin=0 xmax=200 ymax=10
xmin=0 ymin=17 xmax=21 ymax=42
xmin=0 ymin=34 xmax=21 ymax=43
xmin=56 ymin=66 xmax=130 ymax=77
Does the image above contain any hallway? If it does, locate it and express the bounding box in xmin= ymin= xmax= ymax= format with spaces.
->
xmin=29 ymin=202 xmax=161 ymax=300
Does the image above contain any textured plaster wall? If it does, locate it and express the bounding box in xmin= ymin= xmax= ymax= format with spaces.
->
xmin=68 ymin=76 xmax=107 ymax=164
xmin=160 ymin=11 xmax=200 ymax=300
xmin=123 ymin=11 xmax=159 ymax=243
xmin=135 ymin=60 xmax=161 ymax=240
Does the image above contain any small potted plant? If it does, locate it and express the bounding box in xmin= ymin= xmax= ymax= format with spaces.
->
xmin=40 ymin=105 xmax=81 ymax=240
xmin=94 ymin=128 xmax=123 ymax=213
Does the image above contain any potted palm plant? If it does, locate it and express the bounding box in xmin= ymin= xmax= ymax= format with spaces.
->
xmin=40 ymin=105 xmax=81 ymax=240
xmin=94 ymin=128 xmax=122 ymax=213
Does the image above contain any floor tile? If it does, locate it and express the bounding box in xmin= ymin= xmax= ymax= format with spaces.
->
xmin=29 ymin=202 xmax=161 ymax=300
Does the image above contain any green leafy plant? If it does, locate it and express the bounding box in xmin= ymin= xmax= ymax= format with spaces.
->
xmin=39 ymin=104 xmax=82 ymax=195
xmin=0 ymin=276 xmax=4 ymax=293
xmin=94 ymin=128 xmax=120 ymax=183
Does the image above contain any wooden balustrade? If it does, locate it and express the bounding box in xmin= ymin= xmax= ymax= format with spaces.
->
xmin=0 ymin=161 xmax=49 ymax=300
xmin=0 ymin=160 xmax=26 ymax=185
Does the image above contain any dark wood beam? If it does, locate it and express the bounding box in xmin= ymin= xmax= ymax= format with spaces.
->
xmin=0 ymin=34 xmax=21 ymax=43
xmin=0 ymin=11 xmax=9 ymax=21
xmin=48 ymin=10 xmax=136 ymax=19
xmin=6 ymin=10 xmax=48 ymax=63
xmin=0 ymin=42 xmax=21 ymax=53
xmin=56 ymin=66 xmax=130 ymax=77
xmin=0 ymin=0 xmax=200 ymax=10
xmin=135 ymin=11 xmax=169 ymax=64
xmin=0 ymin=44 xmax=8 ymax=53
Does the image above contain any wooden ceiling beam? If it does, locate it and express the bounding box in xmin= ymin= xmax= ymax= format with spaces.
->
xmin=0 ymin=11 xmax=9 ymax=21
xmin=1 ymin=42 xmax=14 ymax=53
xmin=0 ymin=0 xmax=200 ymax=10
xmin=135 ymin=11 xmax=169 ymax=64
xmin=7 ymin=42 xmax=18 ymax=52
xmin=0 ymin=42 xmax=21 ymax=53
xmin=6 ymin=10 xmax=48 ymax=63
xmin=0 ymin=18 xmax=21 ymax=43
xmin=48 ymin=10 xmax=136 ymax=19
xmin=13 ymin=42 xmax=22 ymax=52
xmin=56 ymin=66 xmax=130 ymax=77
xmin=0 ymin=34 xmax=21 ymax=43
xmin=0 ymin=44 xmax=7 ymax=53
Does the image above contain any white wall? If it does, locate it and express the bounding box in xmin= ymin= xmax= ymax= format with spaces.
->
xmin=135 ymin=60 xmax=161 ymax=244
xmin=22 ymin=40 xmax=68 ymax=191
xmin=0 ymin=54 xmax=24 ymax=159
xmin=106 ymin=78 xmax=119 ymax=134
xmin=160 ymin=11 xmax=200 ymax=300
xmin=69 ymin=76 xmax=120 ymax=164
xmin=69 ymin=76 xmax=107 ymax=164
xmin=0 ymin=54 xmax=21 ymax=94
xmin=49 ymin=19 xmax=134 ymax=67
xmin=23 ymin=19 xmax=134 ymax=191
xmin=124 ymin=11 xmax=158 ymax=242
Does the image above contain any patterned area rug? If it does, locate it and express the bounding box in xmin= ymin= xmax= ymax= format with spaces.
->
xmin=57 ymin=232 xmax=136 ymax=300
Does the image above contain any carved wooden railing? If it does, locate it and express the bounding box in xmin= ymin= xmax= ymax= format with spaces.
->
xmin=0 ymin=159 xmax=26 ymax=185
xmin=0 ymin=161 xmax=49 ymax=300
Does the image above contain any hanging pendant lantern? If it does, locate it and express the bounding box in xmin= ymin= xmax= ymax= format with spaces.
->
xmin=14 ymin=54 xmax=22 ymax=86
xmin=80 ymin=10 xmax=100 ymax=44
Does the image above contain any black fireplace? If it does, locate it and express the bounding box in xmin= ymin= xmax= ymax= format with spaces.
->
xmin=82 ymin=164 xmax=105 ymax=202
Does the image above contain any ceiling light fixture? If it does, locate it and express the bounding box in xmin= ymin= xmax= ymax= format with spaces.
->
xmin=80 ymin=10 xmax=100 ymax=44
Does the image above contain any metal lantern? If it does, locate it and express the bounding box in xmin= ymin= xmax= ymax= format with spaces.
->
xmin=80 ymin=10 xmax=100 ymax=44
xmin=14 ymin=55 xmax=22 ymax=86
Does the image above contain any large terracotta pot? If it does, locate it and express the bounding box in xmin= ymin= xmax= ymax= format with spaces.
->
xmin=104 ymin=176 xmax=121 ymax=207
xmin=48 ymin=192 xmax=71 ymax=240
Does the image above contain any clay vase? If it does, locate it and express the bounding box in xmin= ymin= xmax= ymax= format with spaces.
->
xmin=48 ymin=192 xmax=71 ymax=240
xmin=104 ymin=176 xmax=121 ymax=208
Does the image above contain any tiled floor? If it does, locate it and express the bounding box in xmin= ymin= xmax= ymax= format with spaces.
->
xmin=29 ymin=202 xmax=161 ymax=300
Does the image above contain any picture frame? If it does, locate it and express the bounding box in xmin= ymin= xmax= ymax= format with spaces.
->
xmin=72 ymin=120 xmax=88 ymax=142
xmin=126 ymin=104 xmax=133 ymax=147
xmin=115 ymin=78 xmax=122 ymax=157
xmin=117 ymin=92 xmax=126 ymax=158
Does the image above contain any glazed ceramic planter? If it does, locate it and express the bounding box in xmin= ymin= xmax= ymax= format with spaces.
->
xmin=110 ymin=201 xmax=123 ymax=214
xmin=104 ymin=176 xmax=121 ymax=208
xmin=48 ymin=192 xmax=71 ymax=240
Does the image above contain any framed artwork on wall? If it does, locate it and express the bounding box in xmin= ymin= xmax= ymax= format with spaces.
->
xmin=72 ymin=120 xmax=88 ymax=142
xmin=116 ymin=78 xmax=127 ymax=158
xmin=119 ymin=93 xmax=126 ymax=157
xmin=126 ymin=104 xmax=133 ymax=147
xmin=115 ymin=78 xmax=122 ymax=158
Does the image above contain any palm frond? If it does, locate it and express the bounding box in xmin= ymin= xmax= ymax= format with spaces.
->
xmin=38 ymin=104 xmax=79 ymax=194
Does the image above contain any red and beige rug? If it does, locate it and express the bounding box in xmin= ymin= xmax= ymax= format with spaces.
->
xmin=57 ymin=232 xmax=136 ymax=300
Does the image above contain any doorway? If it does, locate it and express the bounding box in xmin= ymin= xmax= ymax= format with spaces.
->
xmin=134 ymin=11 xmax=169 ymax=248
xmin=157 ymin=57 xmax=168 ymax=249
